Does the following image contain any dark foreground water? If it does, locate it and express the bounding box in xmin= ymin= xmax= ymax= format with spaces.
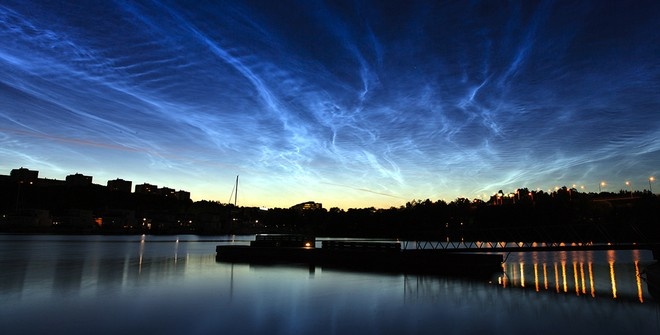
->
xmin=1 ymin=235 xmax=658 ymax=334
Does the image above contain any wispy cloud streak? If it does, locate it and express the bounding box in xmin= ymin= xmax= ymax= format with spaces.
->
xmin=0 ymin=0 xmax=658 ymax=208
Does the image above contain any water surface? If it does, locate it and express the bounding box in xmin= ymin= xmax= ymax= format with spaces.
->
xmin=1 ymin=235 xmax=658 ymax=334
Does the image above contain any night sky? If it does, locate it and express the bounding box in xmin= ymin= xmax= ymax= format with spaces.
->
xmin=1 ymin=1 xmax=659 ymax=209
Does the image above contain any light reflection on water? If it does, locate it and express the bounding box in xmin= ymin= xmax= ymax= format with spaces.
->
xmin=498 ymin=249 xmax=655 ymax=304
xmin=0 ymin=235 xmax=659 ymax=334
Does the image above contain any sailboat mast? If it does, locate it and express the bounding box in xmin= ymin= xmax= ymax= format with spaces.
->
xmin=234 ymin=175 xmax=239 ymax=206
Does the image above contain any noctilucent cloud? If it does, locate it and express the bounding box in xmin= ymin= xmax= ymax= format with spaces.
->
xmin=1 ymin=1 xmax=659 ymax=209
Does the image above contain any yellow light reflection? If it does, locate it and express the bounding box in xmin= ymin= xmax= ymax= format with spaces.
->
xmin=573 ymin=262 xmax=580 ymax=295
xmin=500 ymin=263 xmax=508 ymax=288
xmin=609 ymin=260 xmax=617 ymax=299
xmin=495 ymin=248 xmax=647 ymax=304
xmin=580 ymin=262 xmax=586 ymax=295
xmin=561 ymin=261 xmax=568 ymax=293
xmin=634 ymin=260 xmax=644 ymax=303
xmin=554 ymin=262 xmax=560 ymax=293
xmin=502 ymin=263 xmax=507 ymax=286
xmin=588 ymin=262 xmax=595 ymax=297
xmin=534 ymin=263 xmax=539 ymax=291
xmin=512 ymin=263 xmax=518 ymax=287
xmin=607 ymin=250 xmax=617 ymax=299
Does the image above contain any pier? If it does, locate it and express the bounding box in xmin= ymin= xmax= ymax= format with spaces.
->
xmin=402 ymin=240 xmax=660 ymax=260
xmin=216 ymin=235 xmax=660 ymax=278
xmin=217 ymin=235 xmax=500 ymax=278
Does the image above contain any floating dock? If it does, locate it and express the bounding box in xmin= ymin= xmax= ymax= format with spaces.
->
xmin=216 ymin=235 xmax=503 ymax=278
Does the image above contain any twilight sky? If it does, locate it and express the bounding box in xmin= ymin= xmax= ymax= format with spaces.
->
xmin=1 ymin=1 xmax=659 ymax=209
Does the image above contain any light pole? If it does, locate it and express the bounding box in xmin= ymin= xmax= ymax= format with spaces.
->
xmin=599 ymin=181 xmax=606 ymax=193
xmin=650 ymin=176 xmax=655 ymax=194
xmin=625 ymin=181 xmax=632 ymax=198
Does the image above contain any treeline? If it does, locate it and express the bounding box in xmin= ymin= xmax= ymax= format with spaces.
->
xmin=1 ymin=182 xmax=659 ymax=243
xmin=258 ymin=188 xmax=660 ymax=243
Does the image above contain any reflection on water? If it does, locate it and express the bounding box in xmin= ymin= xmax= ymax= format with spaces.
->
xmin=0 ymin=235 xmax=221 ymax=300
xmin=1 ymin=235 xmax=659 ymax=334
xmin=497 ymin=249 xmax=655 ymax=303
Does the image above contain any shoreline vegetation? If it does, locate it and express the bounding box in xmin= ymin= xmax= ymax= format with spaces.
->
xmin=1 ymin=177 xmax=659 ymax=242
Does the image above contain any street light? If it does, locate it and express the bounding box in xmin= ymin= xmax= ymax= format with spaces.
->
xmin=599 ymin=181 xmax=606 ymax=193
xmin=625 ymin=181 xmax=632 ymax=198
xmin=650 ymin=176 xmax=656 ymax=193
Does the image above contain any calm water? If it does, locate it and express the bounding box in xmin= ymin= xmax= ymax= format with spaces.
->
xmin=1 ymin=235 xmax=658 ymax=334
